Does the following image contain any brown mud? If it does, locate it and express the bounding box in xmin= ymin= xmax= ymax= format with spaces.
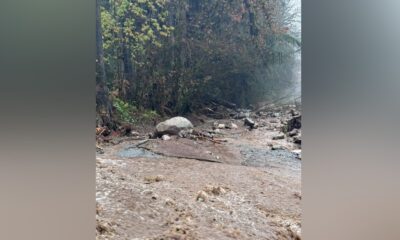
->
xmin=96 ymin=109 xmax=301 ymax=240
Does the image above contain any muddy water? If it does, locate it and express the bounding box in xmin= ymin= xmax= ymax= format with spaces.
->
xmin=240 ymin=146 xmax=300 ymax=172
xmin=117 ymin=146 xmax=161 ymax=158
xmin=96 ymin=120 xmax=301 ymax=240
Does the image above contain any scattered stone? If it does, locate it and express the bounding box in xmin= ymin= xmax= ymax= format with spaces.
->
xmin=272 ymin=133 xmax=285 ymax=140
xmin=293 ymin=192 xmax=302 ymax=200
xmin=196 ymin=191 xmax=208 ymax=202
xmin=148 ymin=132 xmax=157 ymax=139
xmin=178 ymin=129 xmax=193 ymax=138
xmin=229 ymin=123 xmax=238 ymax=129
xmin=156 ymin=116 xmax=194 ymax=136
xmin=285 ymin=115 xmax=301 ymax=132
xmin=144 ymin=175 xmax=165 ymax=184
xmin=203 ymin=185 xmax=226 ymax=195
xmin=288 ymin=129 xmax=299 ymax=137
xmin=162 ymin=134 xmax=171 ymax=141
xmin=131 ymin=131 xmax=140 ymax=136
xmin=271 ymin=145 xmax=284 ymax=150
xmin=96 ymin=219 xmax=115 ymax=236
xmin=292 ymin=149 xmax=302 ymax=159
xmin=289 ymin=108 xmax=300 ymax=116
xmin=272 ymin=112 xmax=281 ymax=118
xmin=151 ymin=194 xmax=158 ymax=200
xmin=96 ymin=146 xmax=104 ymax=154
xmin=293 ymin=135 xmax=302 ymax=144
xmin=244 ymin=118 xmax=256 ymax=128
xmin=217 ymin=124 xmax=226 ymax=129
xmin=165 ymin=198 xmax=176 ymax=206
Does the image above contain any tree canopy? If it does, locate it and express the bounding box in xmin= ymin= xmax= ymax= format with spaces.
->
xmin=96 ymin=0 xmax=301 ymax=127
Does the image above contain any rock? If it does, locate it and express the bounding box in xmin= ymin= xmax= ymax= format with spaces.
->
xmin=148 ymin=132 xmax=157 ymax=139
xmin=271 ymin=145 xmax=284 ymax=150
xmin=288 ymin=129 xmax=299 ymax=137
xmin=214 ymin=129 xmax=221 ymax=134
xmin=178 ymin=129 xmax=193 ymax=138
xmin=144 ymin=175 xmax=165 ymax=184
xmin=162 ymin=134 xmax=171 ymax=141
xmin=203 ymin=185 xmax=226 ymax=195
xmin=286 ymin=115 xmax=301 ymax=132
xmin=244 ymin=118 xmax=256 ymax=128
xmin=272 ymin=133 xmax=285 ymax=140
xmin=272 ymin=112 xmax=281 ymax=118
xmin=230 ymin=123 xmax=238 ymax=129
xmin=196 ymin=191 xmax=208 ymax=202
xmin=96 ymin=146 xmax=104 ymax=154
xmin=131 ymin=131 xmax=140 ymax=136
xmin=289 ymin=108 xmax=299 ymax=116
xmin=156 ymin=116 xmax=193 ymax=136
xmin=292 ymin=149 xmax=302 ymax=159
xmin=165 ymin=198 xmax=175 ymax=206
xmin=217 ymin=124 xmax=226 ymax=129
xmin=293 ymin=135 xmax=302 ymax=144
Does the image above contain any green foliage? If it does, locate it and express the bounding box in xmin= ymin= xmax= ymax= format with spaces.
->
xmin=100 ymin=0 xmax=174 ymax=68
xmin=98 ymin=0 xmax=301 ymax=119
xmin=140 ymin=110 xmax=159 ymax=122
xmin=112 ymin=97 xmax=159 ymax=124
xmin=113 ymin=97 xmax=137 ymax=123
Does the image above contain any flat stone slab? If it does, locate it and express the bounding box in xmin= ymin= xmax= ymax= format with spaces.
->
xmin=138 ymin=138 xmax=240 ymax=164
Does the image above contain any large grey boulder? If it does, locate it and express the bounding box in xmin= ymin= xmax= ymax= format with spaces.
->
xmin=155 ymin=116 xmax=193 ymax=136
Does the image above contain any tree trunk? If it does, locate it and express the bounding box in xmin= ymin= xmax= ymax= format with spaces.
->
xmin=96 ymin=0 xmax=113 ymax=128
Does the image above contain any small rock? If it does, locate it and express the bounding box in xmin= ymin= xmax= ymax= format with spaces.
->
xmin=271 ymin=145 xmax=284 ymax=150
xmin=272 ymin=112 xmax=281 ymax=118
xmin=178 ymin=129 xmax=193 ymax=138
xmin=272 ymin=133 xmax=285 ymax=140
xmin=204 ymin=185 xmax=226 ymax=195
xmin=196 ymin=191 xmax=208 ymax=202
xmin=293 ymin=135 xmax=302 ymax=144
xmin=96 ymin=146 xmax=104 ymax=154
xmin=131 ymin=131 xmax=140 ymax=136
xmin=165 ymin=198 xmax=175 ymax=206
xmin=148 ymin=132 xmax=157 ymax=139
xmin=235 ymin=112 xmax=249 ymax=119
xmin=292 ymin=149 xmax=302 ymax=159
xmin=244 ymin=118 xmax=256 ymax=128
xmin=288 ymin=129 xmax=299 ymax=137
xmin=162 ymin=134 xmax=171 ymax=141
xmin=217 ymin=124 xmax=226 ymax=129
xmin=144 ymin=175 xmax=165 ymax=183
xmin=286 ymin=115 xmax=301 ymax=132
xmin=230 ymin=123 xmax=238 ymax=129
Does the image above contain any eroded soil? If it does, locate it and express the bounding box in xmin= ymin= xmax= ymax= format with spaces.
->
xmin=96 ymin=114 xmax=301 ymax=240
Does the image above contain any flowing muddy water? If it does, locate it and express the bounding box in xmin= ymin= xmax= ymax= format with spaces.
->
xmin=96 ymin=117 xmax=301 ymax=240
